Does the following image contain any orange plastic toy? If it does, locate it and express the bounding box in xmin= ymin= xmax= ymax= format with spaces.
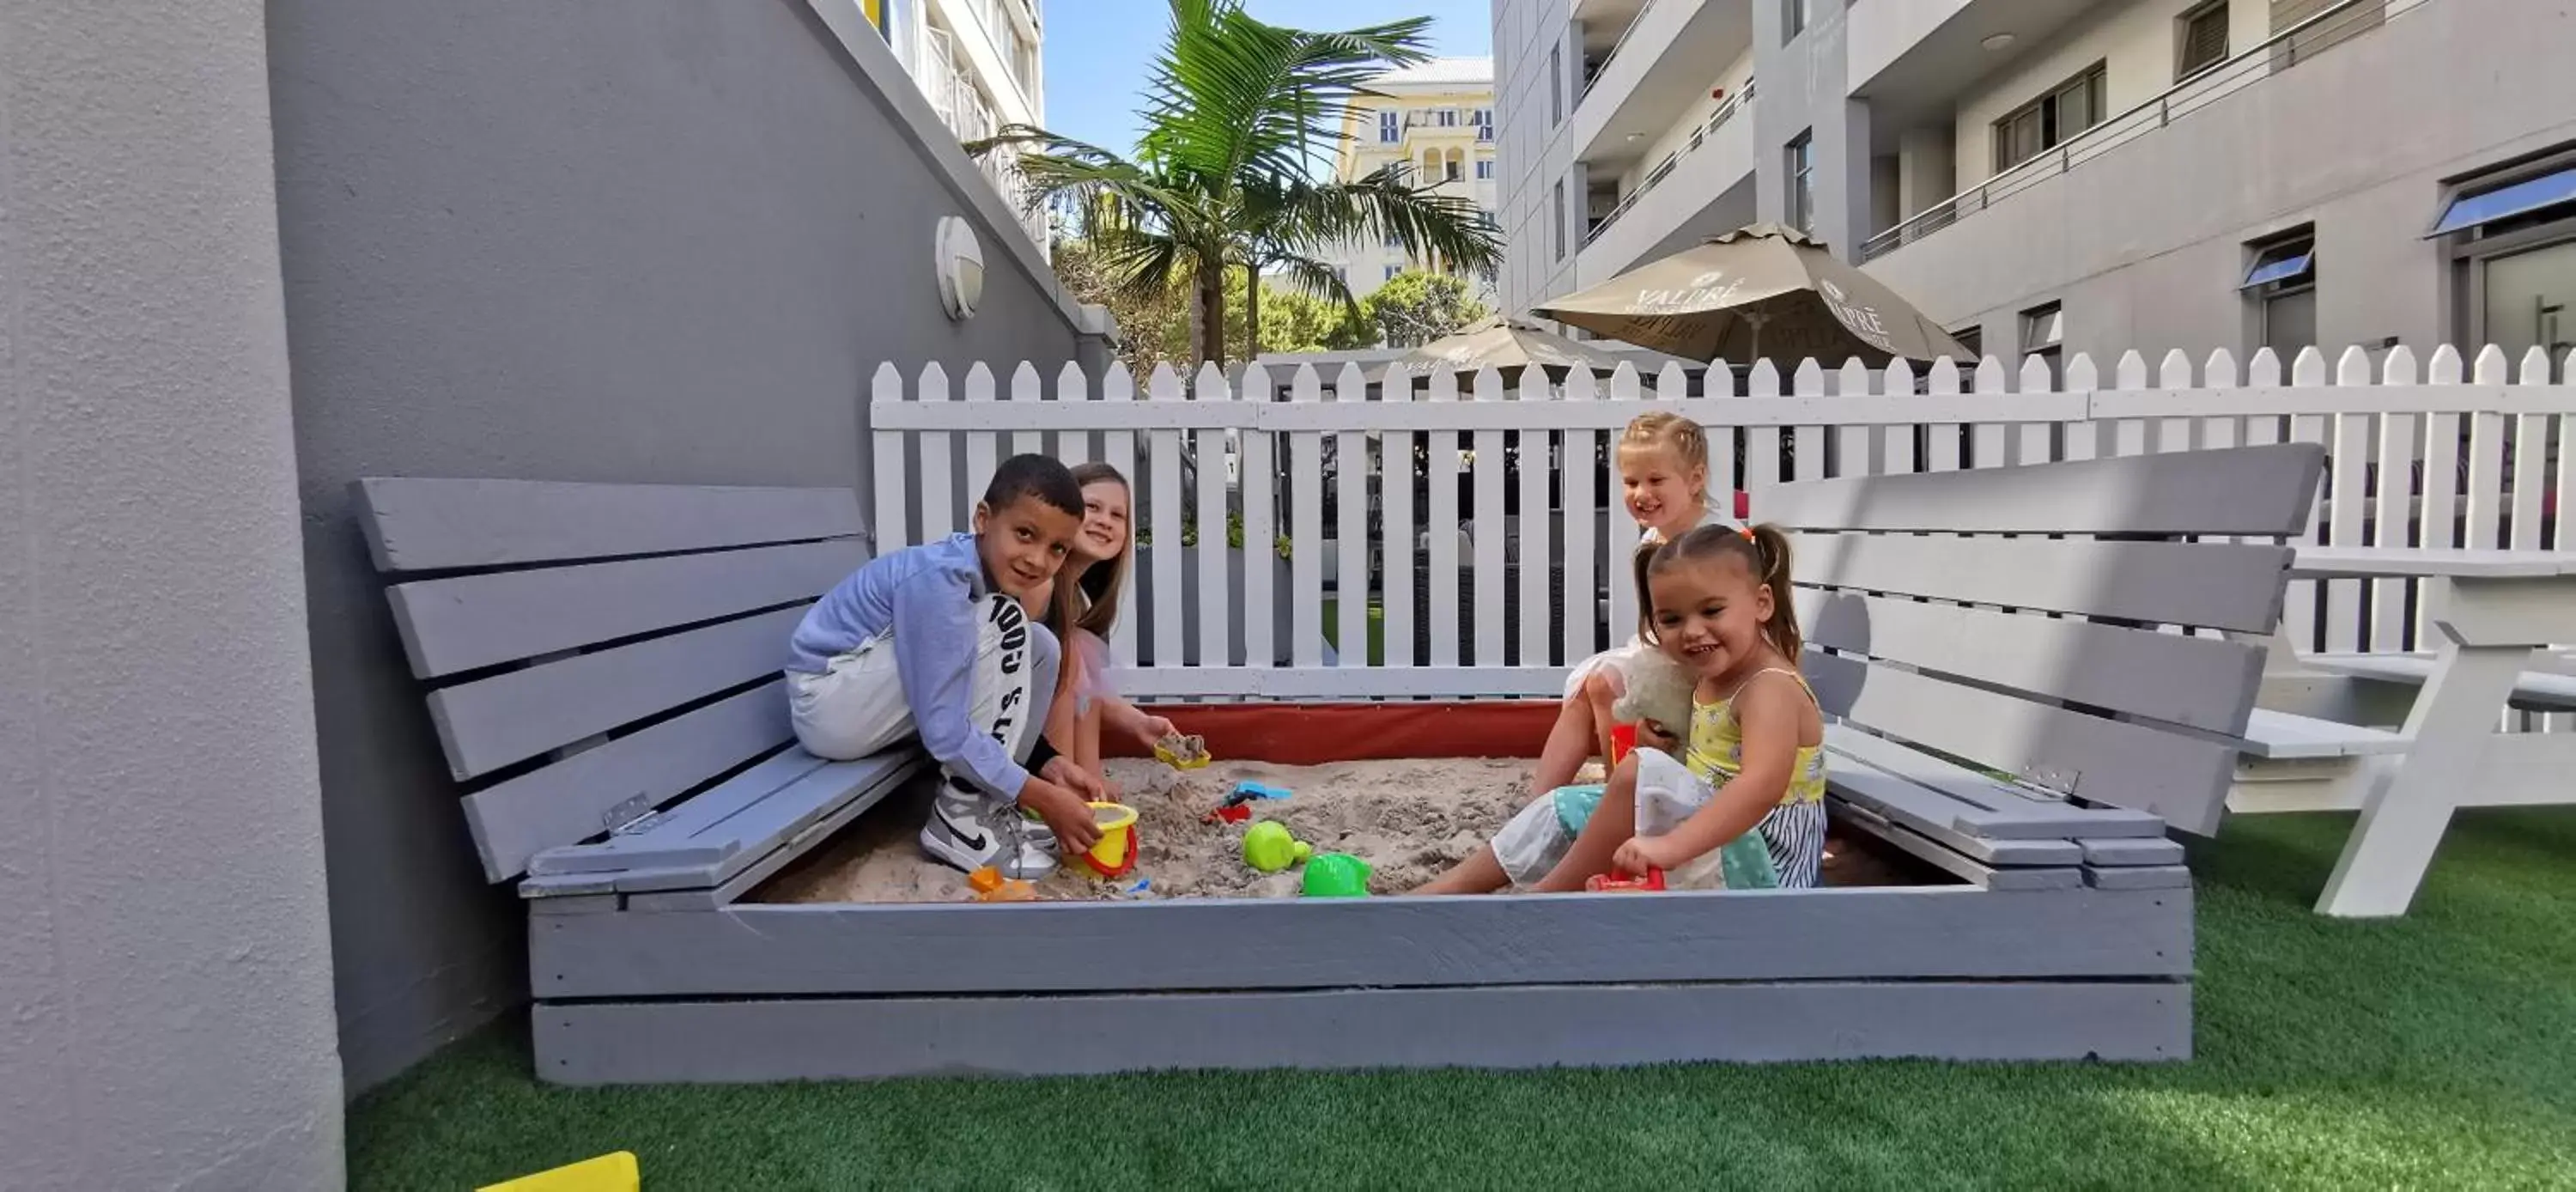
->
xmin=1607 ymin=722 xmax=1639 ymax=767
xmin=968 ymin=867 xmax=1039 ymax=902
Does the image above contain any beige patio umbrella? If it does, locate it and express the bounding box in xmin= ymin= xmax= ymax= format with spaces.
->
xmin=1396 ymin=316 xmax=1631 ymax=374
xmin=1371 ymin=316 xmax=1694 ymax=385
xmin=1531 ymin=222 xmax=1966 ymax=367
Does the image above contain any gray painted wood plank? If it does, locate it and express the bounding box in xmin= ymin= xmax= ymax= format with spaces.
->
xmin=1789 ymin=533 xmax=2294 ymax=635
xmin=1808 ymin=653 xmax=2234 ymax=836
xmin=1759 ymin=441 xmax=2324 ymax=536
xmin=384 ymin=538 xmax=866 ymax=678
xmin=623 ymin=765 xmax=938 ymax=910
xmin=531 ymin=885 xmax=2190 ymax=999
xmin=523 ymin=748 xmax=831 ymax=875
xmin=533 ymin=750 xmax=921 ymax=897
xmin=427 ymin=607 xmax=806 ymax=780
xmin=608 ymin=756 xmax=930 ymax=896
xmin=527 ymin=894 xmax=625 ymax=915
xmin=1865 ymin=822 xmax=2083 ymax=891
xmin=1796 ymin=589 xmax=2265 ymax=733
xmin=354 ymin=477 xmax=863 ymax=572
xmin=2236 ymin=709 xmax=2410 ymax=759
xmin=1825 ymin=724 xmax=2170 ymax=841
xmin=2084 ymin=866 xmax=2194 ymax=891
xmin=1823 ymin=770 xmax=2091 ymax=865
xmin=533 ymin=982 xmax=2191 ymax=1084
xmin=463 ymin=682 xmax=793 ymax=882
xmin=2079 ymin=837 xmax=2186 ymax=867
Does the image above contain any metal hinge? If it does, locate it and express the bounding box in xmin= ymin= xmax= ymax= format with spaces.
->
xmin=2014 ymin=764 xmax=2083 ymax=801
xmin=605 ymin=793 xmax=665 ymax=836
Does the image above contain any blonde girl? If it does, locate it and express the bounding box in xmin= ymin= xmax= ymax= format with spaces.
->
xmin=1529 ymin=411 xmax=1728 ymax=795
xmin=1042 ymin=463 xmax=1177 ymax=781
xmin=1414 ymin=522 xmax=1826 ymax=894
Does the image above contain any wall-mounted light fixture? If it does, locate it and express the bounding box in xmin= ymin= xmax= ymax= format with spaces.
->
xmin=934 ymin=215 xmax=984 ymax=321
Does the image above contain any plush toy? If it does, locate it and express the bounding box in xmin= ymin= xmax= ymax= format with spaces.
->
xmin=1606 ymin=651 xmax=1698 ymax=745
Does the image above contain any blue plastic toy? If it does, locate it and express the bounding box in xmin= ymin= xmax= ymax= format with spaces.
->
xmin=1231 ymin=781 xmax=1292 ymax=804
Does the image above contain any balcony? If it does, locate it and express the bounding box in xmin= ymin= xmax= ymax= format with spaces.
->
xmin=1577 ymin=85 xmax=1759 ymax=283
xmin=1566 ymin=0 xmax=1754 ymax=174
xmin=1862 ymin=0 xmax=2422 ymax=262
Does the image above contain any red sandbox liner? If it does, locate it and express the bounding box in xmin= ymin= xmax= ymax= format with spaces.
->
xmin=1109 ymin=702 xmax=1559 ymax=766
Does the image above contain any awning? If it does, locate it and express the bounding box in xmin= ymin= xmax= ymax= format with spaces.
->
xmin=2428 ymin=166 xmax=2576 ymax=237
xmin=2240 ymin=246 xmax=2315 ymax=290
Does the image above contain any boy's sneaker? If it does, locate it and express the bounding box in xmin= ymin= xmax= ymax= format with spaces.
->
xmin=920 ymin=782 xmax=1058 ymax=879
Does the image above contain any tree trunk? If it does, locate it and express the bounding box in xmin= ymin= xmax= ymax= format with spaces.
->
xmin=1195 ymin=251 xmax=1228 ymax=368
xmin=1244 ymin=263 xmax=1261 ymax=359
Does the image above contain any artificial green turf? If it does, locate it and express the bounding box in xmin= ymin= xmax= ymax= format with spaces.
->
xmin=350 ymin=808 xmax=2576 ymax=1191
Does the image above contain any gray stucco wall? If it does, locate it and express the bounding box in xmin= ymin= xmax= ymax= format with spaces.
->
xmin=2 ymin=0 xmax=347 ymax=1187
xmin=1867 ymin=0 xmax=2576 ymax=362
xmin=266 ymin=0 xmax=1096 ymax=1091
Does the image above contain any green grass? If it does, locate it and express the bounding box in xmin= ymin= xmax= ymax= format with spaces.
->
xmin=351 ymin=809 xmax=2576 ymax=1191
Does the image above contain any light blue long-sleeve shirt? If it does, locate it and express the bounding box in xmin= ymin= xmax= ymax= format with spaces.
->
xmin=787 ymin=533 xmax=1030 ymax=799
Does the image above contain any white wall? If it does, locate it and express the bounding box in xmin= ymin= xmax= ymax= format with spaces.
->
xmin=1616 ymin=49 xmax=1757 ymax=194
xmin=1953 ymin=0 xmax=2271 ymax=188
xmin=1 ymin=0 xmax=346 ymax=1186
xmin=1871 ymin=0 xmax=2576 ymax=362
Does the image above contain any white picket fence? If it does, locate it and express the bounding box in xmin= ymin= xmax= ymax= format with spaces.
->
xmin=869 ymin=344 xmax=2576 ymax=704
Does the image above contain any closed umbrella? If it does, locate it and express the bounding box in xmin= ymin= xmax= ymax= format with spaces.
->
xmin=1531 ymin=223 xmax=1966 ymax=367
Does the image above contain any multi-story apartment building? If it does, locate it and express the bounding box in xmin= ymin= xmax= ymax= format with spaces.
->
xmin=1496 ymin=0 xmax=2576 ymax=369
xmin=866 ymin=0 xmax=1050 ymax=253
xmin=1322 ymin=58 xmax=1504 ymax=303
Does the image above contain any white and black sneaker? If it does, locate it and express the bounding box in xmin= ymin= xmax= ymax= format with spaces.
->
xmin=919 ymin=779 xmax=1058 ymax=879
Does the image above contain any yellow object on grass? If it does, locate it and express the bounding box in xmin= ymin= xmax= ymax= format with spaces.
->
xmin=477 ymin=1151 xmax=639 ymax=1192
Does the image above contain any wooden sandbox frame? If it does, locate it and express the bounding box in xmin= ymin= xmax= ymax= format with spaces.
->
xmin=359 ymin=442 xmax=2321 ymax=1084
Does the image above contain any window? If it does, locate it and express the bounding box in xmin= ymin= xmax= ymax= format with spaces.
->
xmin=1444 ymin=156 xmax=1464 ymax=182
xmin=1783 ymin=0 xmax=1810 ymax=42
xmin=1475 ymin=158 xmax=1494 ymax=180
xmin=2432 ymin=163 xmax=2576 ymax=236
xmin=1947 ymin=325 xmax=1984 ymax=362
xmin=1383 ymin=228 xmax=1403 ymax=250
xmin=1435 ymin=108 xmax=1460 ymax=128
xmin=1552 ymin=179 xmax=1568 ymax=262
xmin=1385 ymin=264 xmax=1402 ymax=282
xmin=2176 ymin=1 xmax=2229 ymax=81
xmin=2440 ymin=152 xmax=2576 ymax=375
xmin=1785 ymin=131 xmax=1814 ymax=234
xmin=1993 ymin=64 xmax=2106 ymax=173
xmin=1378 ymin=110 xmax=1400 ymax=143
xmin=1549 ymin=43 xmax=1564 ymax=125
xmin=2020 ymin=302 xmax=2065 ymax=382
xmin=2243 ymin=231 xmax=2318 ymax=353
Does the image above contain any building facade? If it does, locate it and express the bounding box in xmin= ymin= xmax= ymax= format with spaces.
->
xmin=1322 ymin=58 xmax=1504 ymax=304
xmin=1495 ymin=0 xmax=2576 ymax=369
xmin=866 ymin=0 xmax=1051 ymax=253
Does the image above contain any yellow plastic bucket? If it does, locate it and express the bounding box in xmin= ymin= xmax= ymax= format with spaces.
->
xmin=1082 ymin=801 xmax=1139 ymax=878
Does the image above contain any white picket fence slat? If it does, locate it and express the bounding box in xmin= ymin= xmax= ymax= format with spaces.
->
xmin=864 ymin=349 xmax=2576 ymax=700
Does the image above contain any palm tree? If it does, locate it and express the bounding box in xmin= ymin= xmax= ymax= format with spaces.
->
xmin=972 ymin=0 xmax=1499 ymax=367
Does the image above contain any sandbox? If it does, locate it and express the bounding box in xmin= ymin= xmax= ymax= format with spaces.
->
xmin=756 ymin=755 xmax=1927 ymax=903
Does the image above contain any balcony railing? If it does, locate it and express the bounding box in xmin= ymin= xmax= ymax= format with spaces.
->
xmin=1577 ymin=0 xmax=1662 ymax=103
xmin=1581 ymin=79 xmax=1754 ymax=249
xmin=1861 ymin=0 xmax=2422 ymax=262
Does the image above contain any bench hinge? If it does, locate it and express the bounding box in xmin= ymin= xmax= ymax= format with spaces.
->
xmin=605 ymin=793 xmax=665 ymax=836
xmin=2014 ymin=763 xmax=2083 ymax=801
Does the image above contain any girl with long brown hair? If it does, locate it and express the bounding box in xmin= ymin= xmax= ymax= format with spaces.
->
xmin=1043 ymin=463 xmax=1176 ymax=781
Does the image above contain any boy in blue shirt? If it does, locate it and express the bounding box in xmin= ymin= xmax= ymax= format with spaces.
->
xmin=787 ymin=454 xmax=1106 ymax=879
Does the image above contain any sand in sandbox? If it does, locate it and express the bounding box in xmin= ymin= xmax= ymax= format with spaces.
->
xmin=755 ymin=756 xmax=1536 ymax=903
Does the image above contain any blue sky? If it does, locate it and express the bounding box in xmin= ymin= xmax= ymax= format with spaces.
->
xmin=1042 ymin=1 xmax=1492 ymax=156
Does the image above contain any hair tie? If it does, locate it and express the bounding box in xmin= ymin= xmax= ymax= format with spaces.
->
xmin=1739 ymin=526 xmax=1756 ymax=542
